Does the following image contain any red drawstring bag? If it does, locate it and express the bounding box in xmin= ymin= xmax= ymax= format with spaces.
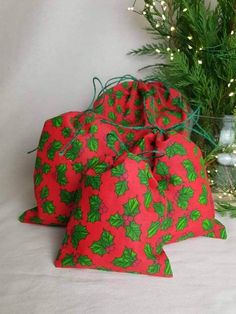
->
xmin=55 ymin=153 xmax=172 ymax=277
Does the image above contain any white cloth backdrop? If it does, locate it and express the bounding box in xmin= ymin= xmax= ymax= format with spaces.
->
xmin=0 ymin=1 xmax=235 ymax=314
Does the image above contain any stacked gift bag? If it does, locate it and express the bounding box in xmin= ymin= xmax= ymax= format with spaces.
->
xmin=19 ymin=78 xmax=227 ymax=277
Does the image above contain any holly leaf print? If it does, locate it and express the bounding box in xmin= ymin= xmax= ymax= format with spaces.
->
xmin=42 ymin=201 xmax=55 ymax=214
xmin=172 ymin=97 xmax=185 ymax=109
xmin=153 ymin=202 xmax=165 ymax=217
xmin=106 ymin=131 xmax=117 ymax=150
xmin=47 ymin=141 xmax=62 ymax=160
xmin=116 ymin=90 xmax=124 ymax=99
xmin=57 ymin=215 xmax=68 ymax=224
xmin=161 ymin=217 xmax=173 ymax=230
xmin=148 ymin=221 xmax=160 ymax=238
xmin=170 ymin=175 xmax=183 ymax=186
xmin=158 ymin=179 xmax=168 ymax=196
xmin=115 ymin=180 xmax=128 ymax=196
xmin=89 ymin=125 xmax=98 ymax=134
xmin=108 ymin=213 xmax=124 ymax=228
xmin=177 ymin=187 xmax=194 ymax=209
xmin=176 ymin=216 xmax=188 ymax=231
xmin=72 ymin=224 xmax=89 ymax=248
xmin=138 ymin=166 xmax=152 ymax=186
xmin=88 ymin=195 xmax=101 ymax=222
xmin=60 ymin=190 xmax=76 ymax=204
xmin=164 ymin=259 xmax=173 ymax=276
xmin=73 ymin=207 xmax=83 ymax=220
xmin=42 ymin=163 xmax=51 ymax=174
xmin=34 ymin=173 xmax=42 ymax=186
xmin=144 ymin=190 xmax=152 ymax=209
xmin=108 ymin=112 xmax=117 ymax=121
xmin=156 ymin=161 xmax=169 ymax=176
xmin=38 ymin=132 xmax=50 ymax=151
xmin=123 ymin=198 xmax=140 ymax=216
xmin=202 ymin=219 xmax=213 ymax=231
xmin=148 ymin=264 xmax=160 ymax=274
xmin=166 ymin=143 xmax=186 ymax=158
xmin=111 ymin=163 xmax=125 ymax=177
xmin=183 ymin=160 xmax=197 ymax=182
xmin=220 ymin=228 xmax=227 ymax=240
xmin=62 ymin=254 xmax=75 ymax=266
xmin=190 ymin=210 xmax=201 ymax=221
xmin=56 ymin=164 xmax=68 ymax=186
xmin=162 ymin=234 xmax=172 ymax=243
xmin=86 ymin=137 xmax=98 ymax=152
xmin=77 ymin=255 xmax=92 ymax=266
xmin=144 ymin=244 xmax=156 ymax=260
xmin=52 ymin=116 xmax=63 ymax=127
xmin=125 ymin=222 xmax=141 ymax=241
xmin=113 ymin=248 xmax=136 ymax=268
xmin=199 ymin=185 xmax=208 ymax=205
xmin=62 ymin=127 xmax=71 ymax=138
xmin=90 ymin=230 xmax=114 ymax=256
xmin=65 ymin=139 xmax=82 ymax=161
xmin=73 ymin=162 xmax=84 ymax=173
xmin=35 ymin=157 xmax=41 ymax=169
xmin=85 ymin=175 xmax=101 ymax=190
xmin=40 ymin=186 xmax=49 ymax=199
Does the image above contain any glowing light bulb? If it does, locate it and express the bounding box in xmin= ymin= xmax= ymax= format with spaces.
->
xmin=228 ymin=83 xmax=231 ymax=88
xmin=229 ymin=92 xmax=235 ymax=97
xmin=167 ymin=47 xmax=171 ymax=52
xmin=170 ymin=26 xmax=175 ymax=32
xmin=156 ymin=23 xmax=160 ymax=28
xmin=198 ymin=60 xmax=203 ymax=64
xmin=199 ymin=47 xmax=203 ymax=51
xmin=183 ymin=8 xmax=188 ymax=12
xmin=231 ymin=30 xmax=235 ymax=35
xmin=188 ymin=35 xmax=193 ymax=40
xmin=167 ymin=36 xmax=170 ymax=39
xmin=143 ymin=11 xmax=147 ymax=15
xmin=188 ymin=45 xmax=193 ymax=49
xmin=161 ymin=1 xmax=165 ymax=5
xmin=145 ymin=3 xmax=150 ymax=7
xmin=156 ymin=48 xmax=161 ymax=53
xmin=162 ymin=14 xmax=166 ymax=20
xmin=230 ymin=79 xmax=234 ymax=83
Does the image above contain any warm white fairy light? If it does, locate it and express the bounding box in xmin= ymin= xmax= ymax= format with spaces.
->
xmin=167 ymin=36 xmax=170 ymax=39
xmin=128 ymin=7 xmax=134 ymax=11
xmin=150 ymin=5 xmax=154 ymax=9
xmin=183 ymin=8 xmax=188 ymax=12
xmin=199 ymin=47 xmax=203 ymax=51
xmin=156 ymin=48 xmax=161 ymax=53
xmin=170 ymin=26 xmax=175 ymax=32
xmin=161 ymin=1 xmax=165 ymax=5
xmin=163 ymin=6 xmax=167 ymax=11
xmin=229 ymin=92 xmax=235 ymax=97
xmin=162 ymin=14 xmax=166 ymax=20
xmin=145 ymin=3 xmax=150 ymax=7
xmin=188 ymin=45 xmax=193 ymax=49
xmin=188 ymin=35 xmax=193 ymax=40
xmin=167 ymin=47 xmax=171 ymax=52
xmin=230 ymin=79 xmax=234 ymax=83
xmin=198 ymin=60 xmax=203 ymax=65
xmin=143 ymin=10 xmax=147 ymax=15
xmin=156 ymin=23 xmax=160 ymax=28
xmin=231 ymin=30 xmax=235 ymax=35
xmin=177 ymin=49 xmax=180 ymax=52
xmin=228 ymin=83 xmax=231 ymax=88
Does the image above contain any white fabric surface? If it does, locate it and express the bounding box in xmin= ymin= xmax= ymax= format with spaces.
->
xmin=0 ymin=1 xmax=235 ymax=314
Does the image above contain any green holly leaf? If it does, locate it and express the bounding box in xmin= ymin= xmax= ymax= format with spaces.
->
xmin=77 ymin=255 xmax=92 ymax=266
xmin=42 ymin=201 xmax=55 ymax=214
xmin=101 ymin=230 xmax=114 ymax=247
xmin=40 ymin=186 xmax=49 ymax=199
xmin=89 ymin=125 xmax=98 ymax=134
xmin=57 ymin=215 xmax=68 ymax=224
xmin=144 ymin=244 xmax=156 ymax=260
xmin=108 ymin=112 xmax=117 ymax=121
xmin=90 ymin=230 xmax=114 ymax=255
xmin=125 ymin=222 xmax=141 ymax=241
xmin=35 ymin=157 xmax=41 ymax=169
xmin=90 ymin=242 xmax=106 ymax=256
xmin=202 ymin=219 xmax=213 ymax=231
xmin=73 ymin=207 xmax=82 ymax=220
xmin=183 ymin=160 xmax=197 ymax=182
xmin=138 ymin=166 xmax=152 ymax=186
xmin=166 ymin=143 xmax=186 ymax=158
xmin=88 ymin=195 xmax=101 ymax=222
xmin=94 ymin=162 xmax=108 ymax=174
xmin=38 ymin=132 xmax=50 ymax=151
xmin=162 ymin=116 xmax=170 ymax=126
xmin=161 ymin=217 xmax=173 ymax=230
xmin=72 ymin=224 xmax=89 ymax=248
xmin=167 ymin=200 xmax=173 ymax=213
xmin=170 ymin=175 xmax=183 ymax=186
xmin=42 ymin=163 xmax=51 ymax=174
xmin=156 ymin=161 xmax=169 ymax=176
xmin=31 ymin=216 xmax=42 ymax=224
xmin=73 ymin=162 xmax=84 ymax=173
xmin=87 ymin=157 xmax=99 ymax=169
xmin=62 ymin=254 xmax=75 ymax=266
xmin=106 ymin=131 xmax=117 ymax=150
xmin=47 ymin=141 xmax=62 ymax=160
xmin=153 ymin=202 xmax=165 ymax=217
xmin=176 ymin=216 xmax=188 ymax=231
xmin=65 ymin=139 xmax=82 ymax=161
xmin=60 ymin=190 xmax=76 ymax=204
xmin=111 ymin=164 xmax=125 ymax=177
xmin=190 ymin=210 xmax=201 ymax=221
xmin=34 ymin=173 xmax=42 ymax=186
xmin=116 ymin=90 xmax=124 ymax=99
xmin=62 ymin=127 xmax=71 ymax=138
xmin=177 ymin=232 xmax=195 ymax=242
xmin=56 ymin=164 xmax=68 ymax=186
xmin=193 ymin=146 xmax=199 ymax=156
xmin=123 ymin=198 xmax=140 ymax=216
xmin=162 ymin=234 xmax=172 ymax=243
xmin=85 ymin=115 xmax=95 ymax=124
xmin=115 ymin=180 xmax=128 ymax=196
xmin=177 ymin=187 xmax=194 ymax=209
xmin=87 ymin=137 xmax=98 ymax=152
xmin=199 ymin=185 xmax=208 ymax=205
xmin=88 ymin=210 xmax=100 ymax=222
xmin=164 ymin=259 xmax=172 ymax=276
xmin=113 ymin=248 xmax=136 ymax=268
xmin=172 ymin=97 xmax=185 ymax=109
xmin=94 ymin=104 xmax=104 ymax=114
xmin=148 ymin=221 xmax=160 ymax=238
xmin=85 ymin=175 xmax=101 ymax=190
xmin=126 ymin=132 xmax=134 ymax=142
xmin=220 ymin=228 xmax=227 ymax=240
xmin=108 ymin=213 xmax=124 ymax=228
xmin=148 ymin=264 xmax=160 ymax=274
xmin=52 ymin=116 xmax=63 ymax=127
xmin=158 ymin=179 xmax=168 ymax=196
xmin=144 ymin=190 xmax=152 ymax=209
xmin=108 ymin=97 xmax=115 ymax=106
xmin=156 ymin=243 xmax=163 ymax=255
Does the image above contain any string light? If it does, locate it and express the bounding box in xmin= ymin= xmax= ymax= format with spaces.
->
xmin=199 ymin=47 xmax=203 ymax=51
xmin=188 ymin=45 xmax=193 ymax=49
xmin=156 ymin=48 xmax=161 ymax=53
xmin=166 ymin=47 xmax=171 ymax=52
xmin=156 ymin=23 xmax=160 ymax=28
xmin=162 ymin=14 xmax=166 ymax=20
xmin=198 ymin=60 xmax=203 ymax=65
xmin=167 ymin=36 xmax=170 ymax=39
xmin=229 ymin=92 xmax=235 ymax=97
xmin=228 ymin=83 xmax=231 ymax=88
xmin=143 ymin=10 xmax=147 ymax=15
xmin=128 ymin=7 xmax=134 ymax=11
xmin=231 ymin=30 xmax=235 ymax=35
xmin=187 ymin=35 xmax=193 ymax=40
xmin=183 ymin=8 xmax=188 ymax=12
xmin=170 ymin=26 xmax=175 ymax=32
xmin=161 ymin=1 xmax=165 ymax=5
xmin=230 ymin=79 xmax=234 ymax=83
